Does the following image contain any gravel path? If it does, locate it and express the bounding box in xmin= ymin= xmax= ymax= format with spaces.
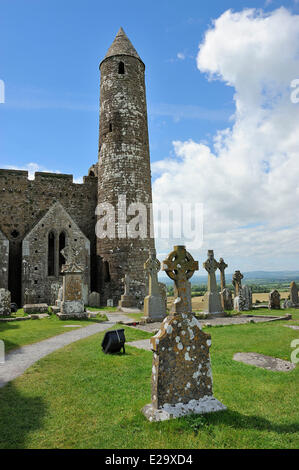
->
xmin=105 ymin=312 xmax=137 ymax=324
xmin=0 ymin=321 xmax=114 ymax=388
xmin=127 ymin=339 xmax=152 ymax=351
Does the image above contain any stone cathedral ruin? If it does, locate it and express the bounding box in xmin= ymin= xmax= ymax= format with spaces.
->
xmin=0 ymin=28 xmax=155 ymax=309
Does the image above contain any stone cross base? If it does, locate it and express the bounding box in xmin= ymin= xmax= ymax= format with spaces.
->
xmin=118 ymin=295 xmax=135 ymax=309
xmin=23 ymin=304 xmax=48 ymax=314
xmin=140 ymin=315 xmax=163 ymax=324
xmin=141 ymin=295 xmax=166 ymax=323
xmin=202 ymin=292 xmax=225 ymax=317
xmin=51 ymin=306 xmax=60 ymax=314
xmin=142 ymin=397 xmax=226 ymax=422
xmin=234 ymin=296 xmax=242 ymax=311
xmin=234 ymin=287 xmax=252 ymax=311
xmin=56 ymin=312 xmax=88 ymax=321
xmin=57 ymin=300 xmax=87 ymax=320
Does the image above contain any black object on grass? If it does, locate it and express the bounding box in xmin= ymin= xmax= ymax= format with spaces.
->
xmin=101 ymin=329 xmax=126 ymax=354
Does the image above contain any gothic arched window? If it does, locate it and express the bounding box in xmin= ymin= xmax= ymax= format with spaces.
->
xmin=59 ymin=232 xmax=66 ymax=272
xmin=48 ymin=232 xmax=55 ymax=276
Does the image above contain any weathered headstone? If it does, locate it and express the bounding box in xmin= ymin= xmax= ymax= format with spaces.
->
xmin=234 ymin=290 xmax=245 ymax=312
xmin=142 ymin=245 xmax=226 ymax=422
xmin=234 ymin=285 xmax=252 ymax=312
xmin=57 ymin=244 xmax=87 ymax=320
xmin=50 ymin=282 xmax=62 ymax=306
xmin=202 ymin=250 xmax=224 ymax=317
xmin=0 ymin=288 xmax=11 ymax=316
xmin=221 ymin=288 xmax=233 ymax=311
xmin=159 ymin=282 xmax=167 ymax=313
xmin=290 ymin=281 xmax=299 ymax=307
xmin=219 ymin=258 xmax=233 ymax=310
xmin=24 ymin=287 xmax=36 ymax=305
xmin=56 ymin=287 xmax=63 ymax=308
xmin=118 ymin=274 xmax=135 ymax=309
xmin=88 ymin=291 xmax=101 ymax=308
xmin=141 ymin=250 xmax=166 ymax=323
xmin=107 ymin=299 xmax=114 ymax=307
xmin=241 ymin=285 xmax=252 ymax=310
xmin=218 ymin=258 xmax=227 ymax=290
xmin=82 ymin=283 xmax=89 ymax=306
xmin=283 ymin=297 xmax=292 ymax=309
xmin=268 ymin=290 xmax=281 ymax=310
xmin=232 ymin=270 xmax=244 ymax=312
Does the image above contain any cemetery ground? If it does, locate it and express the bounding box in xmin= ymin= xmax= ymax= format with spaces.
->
xmin=0 ymin=310 xmax=108 ymax=353
xmin=0 ymin=307 xmax=298 ymax=449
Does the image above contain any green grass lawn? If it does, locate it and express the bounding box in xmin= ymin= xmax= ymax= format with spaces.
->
xmin=85 ymin=306 xmax=118 ymax=312
xmin=0 ymin=314 xmax=107 ymax=353
xmin=9 ymin=308 xmax=30 ymax=318
xmin=234 ymin=308 xmax=298 ymax=317
xmin=126 ymin=313 xmax=144 ymax=322
xmin=0 ymin=317 xmax=298 ymax=449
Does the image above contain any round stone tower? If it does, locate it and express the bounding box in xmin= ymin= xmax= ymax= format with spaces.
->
xmin=97 ymin=27 xmax=155 ymax=307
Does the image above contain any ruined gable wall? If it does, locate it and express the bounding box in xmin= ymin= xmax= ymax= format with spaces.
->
xmin=22 ymin=203 xmax=91 ymax=305
xmin=0 ymin=169 xmax=98 ymax=304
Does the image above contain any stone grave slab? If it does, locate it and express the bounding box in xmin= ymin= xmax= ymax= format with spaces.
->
xmin=233 ymin=352 xmax=296 ymax=372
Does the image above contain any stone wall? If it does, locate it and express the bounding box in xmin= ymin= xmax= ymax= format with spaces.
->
xmin=0 ymin=169 xmax=97 ymax=304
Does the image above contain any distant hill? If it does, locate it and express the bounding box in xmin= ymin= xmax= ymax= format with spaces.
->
xmin=158 ymin=270 xmax=299 ymax=285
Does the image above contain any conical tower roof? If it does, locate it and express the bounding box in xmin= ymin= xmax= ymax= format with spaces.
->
xmin=103 ymin=27 xmax=143 ymax=63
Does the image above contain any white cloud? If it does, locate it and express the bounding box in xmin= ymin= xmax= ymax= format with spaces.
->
xmin=152 ymin=7 xmax=299 ymax=271
xmin=177 ymin=52 xmax=185 ymax=60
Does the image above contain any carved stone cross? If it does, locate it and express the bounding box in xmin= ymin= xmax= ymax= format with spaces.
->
xmin=232 ymin=270 xmax=243 ymax=296
xmin=218 ymin=258 xmax=228 ymax=291
xmin=144 ymin=250 xmax=160 ymax=296
xmin=290 ymin=281 xmax=299 ymax=305
xmin=60 ymin=243 xmax=84 ymax=273
xmin=162 ymin=245 xmax=198 ymax=314
xmin=122 ymin=273 xmax=130 ymax=297
xmin=203 ymin=250 xmax=219 ymax=293
xmin=143 ymin=245 xmax=226 ymax=421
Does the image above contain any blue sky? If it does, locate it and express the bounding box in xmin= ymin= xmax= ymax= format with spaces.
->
xmin=1 ymin=0 xmax=299 ymax=271
xmin=0 ymin=0 xmax=297 ymax=179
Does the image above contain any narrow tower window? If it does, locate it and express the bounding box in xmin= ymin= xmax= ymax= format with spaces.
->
xmin=109 ymin=122 xmax=112 ymax=132
xmin=48 ymin=232 xmax=55 ymax=276
xmin=118 ymin=61 xmax=125 ymax=74
xmin=59 ymin=232 xmax=66 ymax=272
